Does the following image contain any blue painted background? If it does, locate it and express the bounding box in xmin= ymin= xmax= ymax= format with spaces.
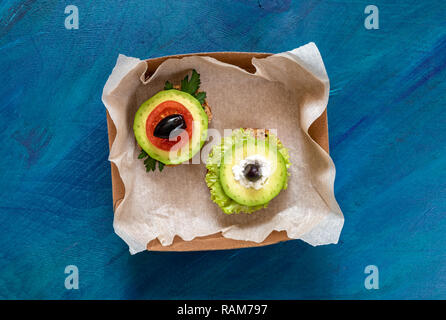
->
xmin=0 ymin=0 xmax=445 ymax=299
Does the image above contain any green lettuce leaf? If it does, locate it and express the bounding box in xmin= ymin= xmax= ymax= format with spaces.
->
xmin=205 ymin=129 xmax=291 ymax=214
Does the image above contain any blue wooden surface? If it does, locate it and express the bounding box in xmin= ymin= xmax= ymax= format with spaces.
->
xmin=0 ymin=0 xmax=445 ymax=299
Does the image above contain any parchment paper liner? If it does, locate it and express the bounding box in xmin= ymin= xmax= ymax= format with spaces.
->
xmin=102 ymin=43 xmax=344 ymax=254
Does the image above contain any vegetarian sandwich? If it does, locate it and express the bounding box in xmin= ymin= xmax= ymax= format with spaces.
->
xmin=133 ymin=70 xmax=211 ymax=171
xmin=206 ymin=128 xmax=291 ymax=214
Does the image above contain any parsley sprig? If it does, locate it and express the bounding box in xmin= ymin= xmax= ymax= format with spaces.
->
xmin=164 ymin=69 xmax=207 ymax=106
xmin=138 ymin=149 xmax=164 ymax=172
xmin=164 ymin=81 xmax=173 ymax=90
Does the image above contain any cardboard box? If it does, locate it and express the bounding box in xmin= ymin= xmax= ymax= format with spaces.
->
xmin=106 ymin=52 xmax=329 ymax=252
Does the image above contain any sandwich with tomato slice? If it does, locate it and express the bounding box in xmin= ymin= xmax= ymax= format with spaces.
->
xmin=133 ymin=70 xmax=211 ymax=171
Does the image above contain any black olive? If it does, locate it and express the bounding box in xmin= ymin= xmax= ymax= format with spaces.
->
xmin=243 ymin=163 xmax=262 ymax=182
xmin=153 ymin=114 xmax=186 ymax=139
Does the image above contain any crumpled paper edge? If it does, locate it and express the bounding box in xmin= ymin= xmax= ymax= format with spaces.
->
xmin=102 ymin=43 xmax=344 ymax=253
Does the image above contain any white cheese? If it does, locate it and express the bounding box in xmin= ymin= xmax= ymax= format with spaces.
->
xmin=232 ymin=155 xmax=272 ymax=190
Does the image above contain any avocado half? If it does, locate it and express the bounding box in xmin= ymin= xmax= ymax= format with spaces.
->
xmin=205 ymin=128 xmax=291 ymax=214
xmin=133 ymin=89 xmax=208 ymax=165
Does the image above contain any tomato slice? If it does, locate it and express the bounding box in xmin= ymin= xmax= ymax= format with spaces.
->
xmin=145 ymin=100 xmax=193 ymax=151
